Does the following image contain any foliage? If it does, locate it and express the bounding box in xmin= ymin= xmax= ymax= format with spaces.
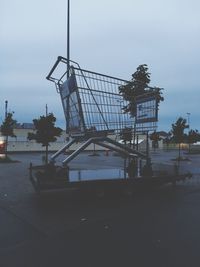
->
xmin=171 ymin=117 xmax=188 ymax=143
xmin=0 ymin=112 xmax=16 ymax=137
xmin=150 ymin=131 xmax=161 ymax=150
xmin=171 ymin=117 xmax=188 ymax=159
xmin=187 ymin=129 xmax=200 ymax=144
xmin=0 ymin=112 xmax=17 ymax=158
xmin=27 ymin=113 xmax=62 ymax=146
xmin=119 ymin=64 xmax=164 ymax=117
xmin=27 ymin=113 xmax=62 ymax=164
xmin=119 ymin=127 xmax=132 ymax=145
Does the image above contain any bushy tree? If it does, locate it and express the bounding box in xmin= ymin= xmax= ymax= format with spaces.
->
xmin=119 ymin=64 xmax=164 ymax=117
xmin=0 ymin=112 xmax=17 ymax=157
xmin=171 ymin=117 xmax=188 ymax=159
xmin=187 ymin=129 xmax=200 ymax=144
xmin=28 ymin=113 xmax=62 ymax=164
xmin=187 ymin=129 xmax=200 ymax=153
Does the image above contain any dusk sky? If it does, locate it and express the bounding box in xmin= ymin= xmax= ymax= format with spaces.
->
xmin=1 ymin=0 xmax=200 ymax=131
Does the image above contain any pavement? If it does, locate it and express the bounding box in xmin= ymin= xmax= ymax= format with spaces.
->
xmin=0 ymin=150 xmax=200 ymax=267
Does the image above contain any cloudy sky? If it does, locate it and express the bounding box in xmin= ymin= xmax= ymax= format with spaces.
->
xmin=1 ymin=0 xmax=200 ymax=131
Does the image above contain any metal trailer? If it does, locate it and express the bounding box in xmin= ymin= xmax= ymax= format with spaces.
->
xmin=29 ymin=162 xmax=192 ymax=194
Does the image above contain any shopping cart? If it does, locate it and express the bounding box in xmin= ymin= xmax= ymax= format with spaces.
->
xmin=47 ymin=56 xmax=149 ymax=164
xmin=28 ymin=57 xmax=193 ymax=193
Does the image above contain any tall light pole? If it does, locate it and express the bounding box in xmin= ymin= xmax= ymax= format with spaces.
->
xmin=46 ymin=104 xmax=48 ymax=117
xmin=67 ymin=0 xmax=70 ymax=79
xmin=186 ymin=112 xmax=190 ymax=131
xmin=187 ymin=112 xmax=191 ymax=153
xmin=5 ymin=100 xmax=8 ymax=119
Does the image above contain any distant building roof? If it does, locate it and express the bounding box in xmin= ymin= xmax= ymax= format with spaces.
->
xmin=157 ymin=131 xmax=169 ymax=138
xmin=21 ymin=123 xmax=35 ymax=129
xmin=14 ymin=123 xmax=22 ymax=129
xmin=14 ymin=123 xmax=35 ymax=130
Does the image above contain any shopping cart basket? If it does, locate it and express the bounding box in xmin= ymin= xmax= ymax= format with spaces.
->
xmin=47 ymin=56 xmax=147 ymax=164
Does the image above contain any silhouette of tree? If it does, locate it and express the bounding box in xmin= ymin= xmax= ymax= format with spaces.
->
xmin=150 ymin=131 xmax=161 ymax=151
xmin=171 ymin=117 xmax=188 ymax=159
xmin=27 ymin=113 xmax=62 ymax=165
xmin=119 ymin=64 xmax=164 ymax=117
xmin=0 ymin=112 xmax=17 ymax=158
xmin=187 ymin=129 xmax=200 ymax=153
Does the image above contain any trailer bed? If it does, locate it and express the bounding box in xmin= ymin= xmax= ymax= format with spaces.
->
xmin=29 ymin=164 xmax=192 ymax=194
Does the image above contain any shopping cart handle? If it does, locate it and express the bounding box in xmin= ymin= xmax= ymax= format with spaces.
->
xmin=46 ymin=56 xmax=63 ymax=81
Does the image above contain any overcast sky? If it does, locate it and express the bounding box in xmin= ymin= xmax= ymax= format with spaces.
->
xmin=1 ymin=0 xmax=200 ymax=131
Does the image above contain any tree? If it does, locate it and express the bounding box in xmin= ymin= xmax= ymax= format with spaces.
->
xmin=27 ymin=113 xmax=62 ymax=165
xmin=187 ymin=129 xmax=200 ymax=153
xmin=119 ymin=127 xmax=132 ymax=146
xmin=119 ymin=64 xmax=164 ymax=117
xmin=150 ymin=131 xmax=161 ymax=151
xmin=171 ymin=117 xmax=188 ymax=159
xmin=0 ymin=112 xmax=17 ymax=158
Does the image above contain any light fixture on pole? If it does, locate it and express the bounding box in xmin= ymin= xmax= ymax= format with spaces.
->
xmin=186 ymin=112 xmax=191 ymax=153
xmin=186 ymin=112 xmax=190 ymax=131
xmin=5 ymin=100 xmax=8 ymax=119
xmin=46 ymin=104 xmax=48 ymax=117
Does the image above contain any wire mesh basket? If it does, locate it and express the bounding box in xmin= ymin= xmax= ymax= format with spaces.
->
xmin=47 ymin=57 xmax=157 ymax=138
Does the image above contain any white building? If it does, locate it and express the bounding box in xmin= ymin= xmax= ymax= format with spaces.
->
xmin=0 ymin=124 xmax=163 ymax=153
xmin=0 ymin=125 xmax=68 ymax=152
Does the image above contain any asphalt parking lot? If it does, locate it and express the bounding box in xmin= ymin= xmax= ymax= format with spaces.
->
xmin=0 ymin=150 xmax=200 ymax=267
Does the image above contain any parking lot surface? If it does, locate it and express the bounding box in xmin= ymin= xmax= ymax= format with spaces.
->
xmin=0 ymin=150 xmax=200 ymax=267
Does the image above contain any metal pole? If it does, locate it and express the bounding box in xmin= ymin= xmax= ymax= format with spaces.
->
xmin=136 ymin=134 xmax=139 ymax=151
xmin=117 ymin=99 xmax=123 ymax=133
xmin=146 ymin=131 xmax=149 ymax=163
xmin=46 ymin=104 xmax=48 ymax=117
xmin=187 ymin=112 xmax=191 ymax=153
xmin=186 ymin=112 xmax=190 ymax=131
xmin=67 ymin=0 xmax=70 ymax=79
xmin=133 ymin=120 xmax=136 ymax=150
xmin=5 ymin=100 xmax=8 ymax=119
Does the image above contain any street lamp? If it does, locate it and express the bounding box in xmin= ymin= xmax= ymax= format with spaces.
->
xmin=187 ymin=112 xmax=191 ymax=153
xmin=186 ymin=112 xmax=190 ymax=131
xmin=5 ymin=100 xmax=8 ymax=119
